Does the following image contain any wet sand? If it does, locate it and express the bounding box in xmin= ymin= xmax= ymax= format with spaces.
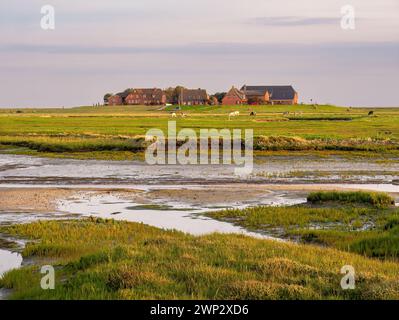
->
xmin=132 ymin=186 xmax=272 ymax=205
xmin=1 ymin=183 xmax=397 ymax=214
xmin=0 ymin=188 xmax=77 ymax=213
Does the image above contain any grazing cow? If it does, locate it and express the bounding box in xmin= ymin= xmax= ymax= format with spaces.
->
xmin=368 ymin=111 xmax=374 ymax=116
xmin=283 ymin=111 xmax=289 ymax=116
xmin=250 ymin=111 xmax=257 ymax=116
xmin=228 ymin=111 xmax=240 ymax=120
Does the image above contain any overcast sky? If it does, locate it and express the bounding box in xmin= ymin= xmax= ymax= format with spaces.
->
xmin=0 ymin=0 xmax=398 ymax=107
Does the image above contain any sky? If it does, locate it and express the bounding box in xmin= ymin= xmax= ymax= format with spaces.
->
xmin=0 ymin=0 xmax=398 ymax=107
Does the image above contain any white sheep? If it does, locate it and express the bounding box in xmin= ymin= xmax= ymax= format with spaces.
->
xmin=228 ymin=111 xmax=240 ymax=120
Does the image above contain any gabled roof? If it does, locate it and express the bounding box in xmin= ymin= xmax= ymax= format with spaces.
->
xmin=180 ymin=89 xmax=208 ymax=101
xmin=116 ymin=91 xmax=130 ymax=99
xmin=241 ymin=85 xmax=297 ymax=100
xmin=226 ymin=86 xmax=246 ymax=100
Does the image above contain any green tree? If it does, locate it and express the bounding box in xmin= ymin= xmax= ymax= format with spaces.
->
xmin=164 ymin=86 xmax=186 ymax=104
xmin=213 ymin=92 xmax=226 ymax=103
xmin=103 ymin=93 xmax=113 ymax=105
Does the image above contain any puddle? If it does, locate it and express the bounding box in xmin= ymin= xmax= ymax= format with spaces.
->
xmin=335 ymin=184 xmax=399 ymax=193
xmin=0 ymin=249 xmax=22 ymax=278
xmin=0 ymin=247 xmax=23 ymax=299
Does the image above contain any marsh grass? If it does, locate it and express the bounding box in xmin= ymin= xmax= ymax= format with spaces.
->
xmin=0 ymin=135 xmax=397 ymax=160
xmin=207 ymin=193 xmax=399 ymax=259
xmin=307 ymin=191 xmax=395 ymax=208
xmin=1 ymin=218 xmax=399 ymax=299
xmin=0 ymin=104 xmax=398 ymax=160
xmin=0 ymin=136 xmax=148 ymax=153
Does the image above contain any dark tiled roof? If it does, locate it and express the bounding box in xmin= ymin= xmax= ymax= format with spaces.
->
xmin=241 ymin=85 xmax=296 ymax=100
xmin=116 ymin=91 xmax=130 ymax=99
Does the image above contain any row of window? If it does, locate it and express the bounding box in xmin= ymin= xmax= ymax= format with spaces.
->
xmin=126 ymin=100 xmax=160 ymax=104
xmin=129 ymin=94 xmax=157 ymax=98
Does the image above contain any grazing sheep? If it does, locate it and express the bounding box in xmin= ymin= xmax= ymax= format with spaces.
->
xmin=283 ymin=111 xmax=289 ymax=116
xmin=171 ymin=112 xmax=177 ymax=118
xmin=250 ymin=111 xmax=256 ymax=116
xmin=228 ymin=111 xmax=240 ymax=120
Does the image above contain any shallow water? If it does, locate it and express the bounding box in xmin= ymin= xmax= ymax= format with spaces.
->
xmin=57 ymin=192 xmax=302 ymax=239
xmin=0 ymin=154 xmax=398 ymax=185
xmin=0 ymin=249 xmax=22 ymax=278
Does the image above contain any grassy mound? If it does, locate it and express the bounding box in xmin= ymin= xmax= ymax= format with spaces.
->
xmin=307 ymin=191 xmax=395 ymax=208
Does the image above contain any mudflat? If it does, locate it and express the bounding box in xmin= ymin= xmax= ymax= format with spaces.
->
xmin=0 ymin=188 xmax=76 ymax=213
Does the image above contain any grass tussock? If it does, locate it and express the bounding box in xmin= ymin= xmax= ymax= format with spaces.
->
xmin=1 ymin=219 xmax=399 ymax=300
xmin=307 ymin=191 xmax=395 ymax=208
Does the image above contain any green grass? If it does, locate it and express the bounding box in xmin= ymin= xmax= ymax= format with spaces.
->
xmin=307 ymin=191 xmax=396 ymax=208
xmin=0 ymin=104 xmax=398 ymax=159
xmin=1 ymin=218 xmax=399 ymax=300
xmin=207 ymin=192 xmax=399 ymax=259
xmin=0 ymin=136 xmax=148 ymax=153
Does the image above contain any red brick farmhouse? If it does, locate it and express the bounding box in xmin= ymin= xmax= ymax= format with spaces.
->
xmin=108 ymin=88 xmax=166 ymax=106
xmin=222 ymin=86 xmax=247 ymax=105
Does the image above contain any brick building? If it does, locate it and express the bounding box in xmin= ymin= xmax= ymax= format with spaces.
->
xmin=178 ymin=88 xmax=209 ymax=105
xmin=108 ymin=88 xmax=166 ymax=106
xmin=107 ymin=94 xmax=123 ymax=106
xmin=241 ymin=85 xmax=298 ymax=105
xmin=125 ymin=88 xmax=166 ymax=105
xmin=222 ymin=86 xmax=247 ymax=105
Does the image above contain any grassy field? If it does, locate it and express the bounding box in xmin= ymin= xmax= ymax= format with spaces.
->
xmin=207 ymin=192 xmax=399 ymax=259
xmin=1 ymin=218 xmax=399 ymax=300
xmin=1 ymin=104 xmax=399 ymax=159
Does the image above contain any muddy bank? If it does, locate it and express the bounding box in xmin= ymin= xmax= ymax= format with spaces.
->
xmin=127 ymin=185 xmax=273 ymax=206
xmin=0 ymin=188 xmax=77 ymax=213
xmin=0 ymin=184 xmax=398 ymax=216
